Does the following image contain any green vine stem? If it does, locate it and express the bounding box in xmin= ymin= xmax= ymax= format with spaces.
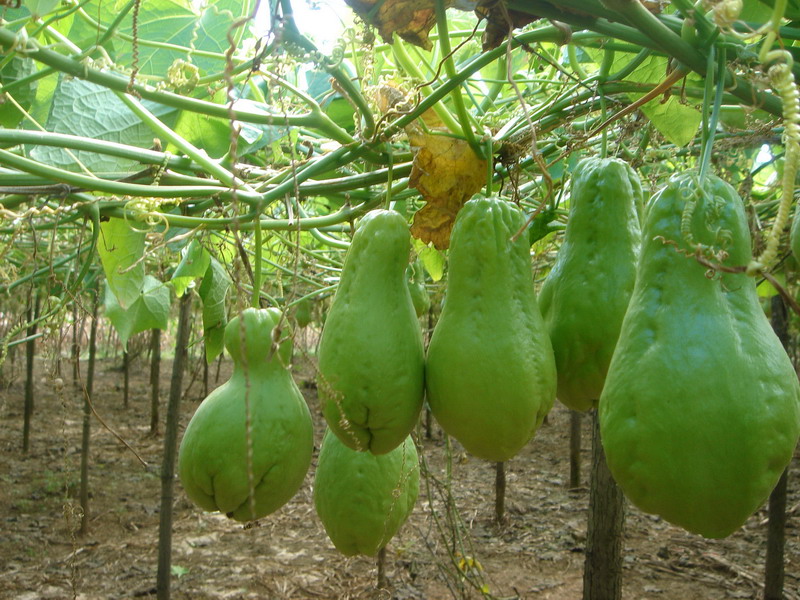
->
xmin=116 ymin=91 xmax=250 ymax=192
xmin=0 ymin=26 xmax=354 ymax=145
xmin=698 ymin=47 xmax=727 ymax=182
xmin=598 ymin=48 xmax=615 ymax=158
xmin=434 ymin=0 xmax=483 ymax=156
xmin=252 ymin=201 xmax=263 ymax=308
xmin=0 ymin=148 xmax=244 ymax=200
xmin=507 ymin=0 xmax=782 ymax=116
xmin=0 ymin=129 xmax=195 ymax=170
xmin=390 ymin=35 xmax=464 ymax=136
xmin=478 ymin=53 xmax=507 ymax=113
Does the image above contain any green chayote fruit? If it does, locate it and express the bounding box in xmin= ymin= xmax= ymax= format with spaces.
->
xmin=313 ymin=429 xmax=419 ymax=557
xmin=600 ymin=172 xmax=800 ymax=538
xmin=539 ymin=157 xmax=643 ymax=411
xmin=178 ymin=307 xmax=314 ymax=522
xmin=317 ymin=210 xmax=425 ymax=455
xmin=294 ymin=298 xmax=313 ymax=328
xmin=426 ymin=197 xmax=557 ymax=462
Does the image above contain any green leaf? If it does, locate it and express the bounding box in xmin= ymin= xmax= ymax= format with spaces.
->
xmin=743 ymin=0 xmax=776 ymax=21
xmin=527 ymin=207 xmax=559 ymax=245
xmin=0 ymin=57 xmax=38 ymax=130
xmin=756 ymin=0 xmax=800 ymax=21
xmin=170 ymin=94 xmax=282 ymax=159
xmin=611 ymin=54 xmax=701 ymax=147
xmin=171 ymin=239 xmax=211 ymax=297
xmin=68 ymin=0 xmax=252 ymax=77
xmin=413 ymin=239 xmax=445 ymax=282
xmin=98 ymin=218 xmax=146 ymax=310
xmin=104 ymin=276 xmax=170 ymax=348
xmin=757 ymin=273 xmax=784 ymax=298
xmin=198 ymin=256 xmax=230 ymax=362
xmin=28 ymin=70 xmax=59 ymax=127
xmin=171 ymin=565 xmax=189 ymax=578
xmin=27 ymin=0 xmax=60 ymax=18
xmin=30 ymin=77 xmax=174 ymax=174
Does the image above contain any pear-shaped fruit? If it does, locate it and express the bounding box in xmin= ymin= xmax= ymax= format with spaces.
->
xmin=600 ymin=172 xmax=800 ymax=538
xmin=317 ymin=210 xmax=425 ymax=454
xmin=178 ymin=308 xmax=313 ymax=521
xmin=313 ymin=429 xmax=419 ymax=556
xmin=294 ymin=298 xmax=313 ymax=328
xmin=426 ymin=197 xmax=557 ymax=462
xmin=539 ymin=157 xmax=642 ymax=411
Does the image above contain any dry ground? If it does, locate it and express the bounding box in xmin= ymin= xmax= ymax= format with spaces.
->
xmin=1 ymin=341 xmax=799 ymax=600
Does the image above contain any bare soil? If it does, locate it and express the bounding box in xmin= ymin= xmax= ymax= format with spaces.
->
xmin=1 ymin=341 xmax=799 ymax=600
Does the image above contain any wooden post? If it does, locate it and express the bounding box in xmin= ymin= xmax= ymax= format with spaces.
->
xmin=156 ymin=293 xmax=192 ymax=600
xmin=570 ymin=411 xmax=582 ymax=489
xmin=71 ymin=301 xmax=80 ymax=387
xmin=122 ymin=350 xmax=130 ymax=408
xmin=764 ymin=295 xmax=791 ymax=600
xmin=202 ymin=356 xmax=209 ymax=398
xmin=150 ymin=328 xmax=162 ymax=435
xmin=79 ymin=290 xmax=99 ymax=535
xmin=377 ymin=546 xmax=388 ymax=589
xmin=22 ymin=293 xmax=39 ymax=453
xmin=495 ymin=461 xmax=506 ymax=524
xmin=583 ymin=409 xmax=625 ymax=600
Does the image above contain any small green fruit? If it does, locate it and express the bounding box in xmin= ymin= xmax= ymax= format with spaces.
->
xmin=178 ymin=308 xmax=313 ymax=521
xmin=313 ymin=429 xmax=419 ymax=556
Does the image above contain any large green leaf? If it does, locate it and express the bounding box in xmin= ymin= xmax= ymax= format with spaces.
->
xmin=27 ymin=0 xmax=60 ymax=18
xmin=198 ymin=256 xmax=230 ymax=362
xmin=104 ymin=276 xmax=170 ymax=348
xmin=171 ymin=239 xmax=211 ymax=297
xmin=67 ymin=0 xmax=251 ymax=77
xmin=29 ymin=77 xmax=174 ymax=174
xmin=98 ymin=217 xmax=146 ymax=309
xmin=611 ymin=54 xmax=702 ymax=147
xmin=170 ymin=92 xmax=285 ymax=159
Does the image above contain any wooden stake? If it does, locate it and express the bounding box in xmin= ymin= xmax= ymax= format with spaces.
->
xmin=156 ymin=293 xmax=193 ymax=600
xmin=495 ymin=461 xmax=506 ymax=524
xmin=149 ymin=328 xmax=162 ymax=435
xmin=582 ymin=409 xmax=624 ymax=600
xmin=79 ymin=290 xmax=99 ymax=535
xmin=377 ymin=546 xmax=388 ymax=590
xmin=765 ymin=295 xmax=791 ymax=600
xmin=570 ymin=410 xmax=582 ymax=489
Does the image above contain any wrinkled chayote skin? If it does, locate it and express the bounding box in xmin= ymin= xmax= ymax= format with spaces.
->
xmin=178 ymin=307 xmax=314 ymax=522
xmin=313 ymin=429 xmax=420 ymax=557
xmin=599 ymin=172 xmax=800 ymax=538
xmin=426 ymin=197 xmax=557 ymax=462
xmin=539 ymin=157 xmax=643 ymax=411
xmin=317 ymin=210 xmax=425 ymax=455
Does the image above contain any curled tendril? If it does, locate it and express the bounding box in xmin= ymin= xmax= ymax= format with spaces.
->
xmin=122 ymin=196 xmax=172 ymax=232
xmin=166 ymin=59 xmax=200 ymax=94
xmin=748 ymin=53 xmax=800 ymax=275
xmin=707 ymin=0 xmax=743 ymax=30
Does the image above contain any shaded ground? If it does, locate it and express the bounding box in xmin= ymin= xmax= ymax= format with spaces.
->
xmin=1 ymin=341 xmax=799 ymax=600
